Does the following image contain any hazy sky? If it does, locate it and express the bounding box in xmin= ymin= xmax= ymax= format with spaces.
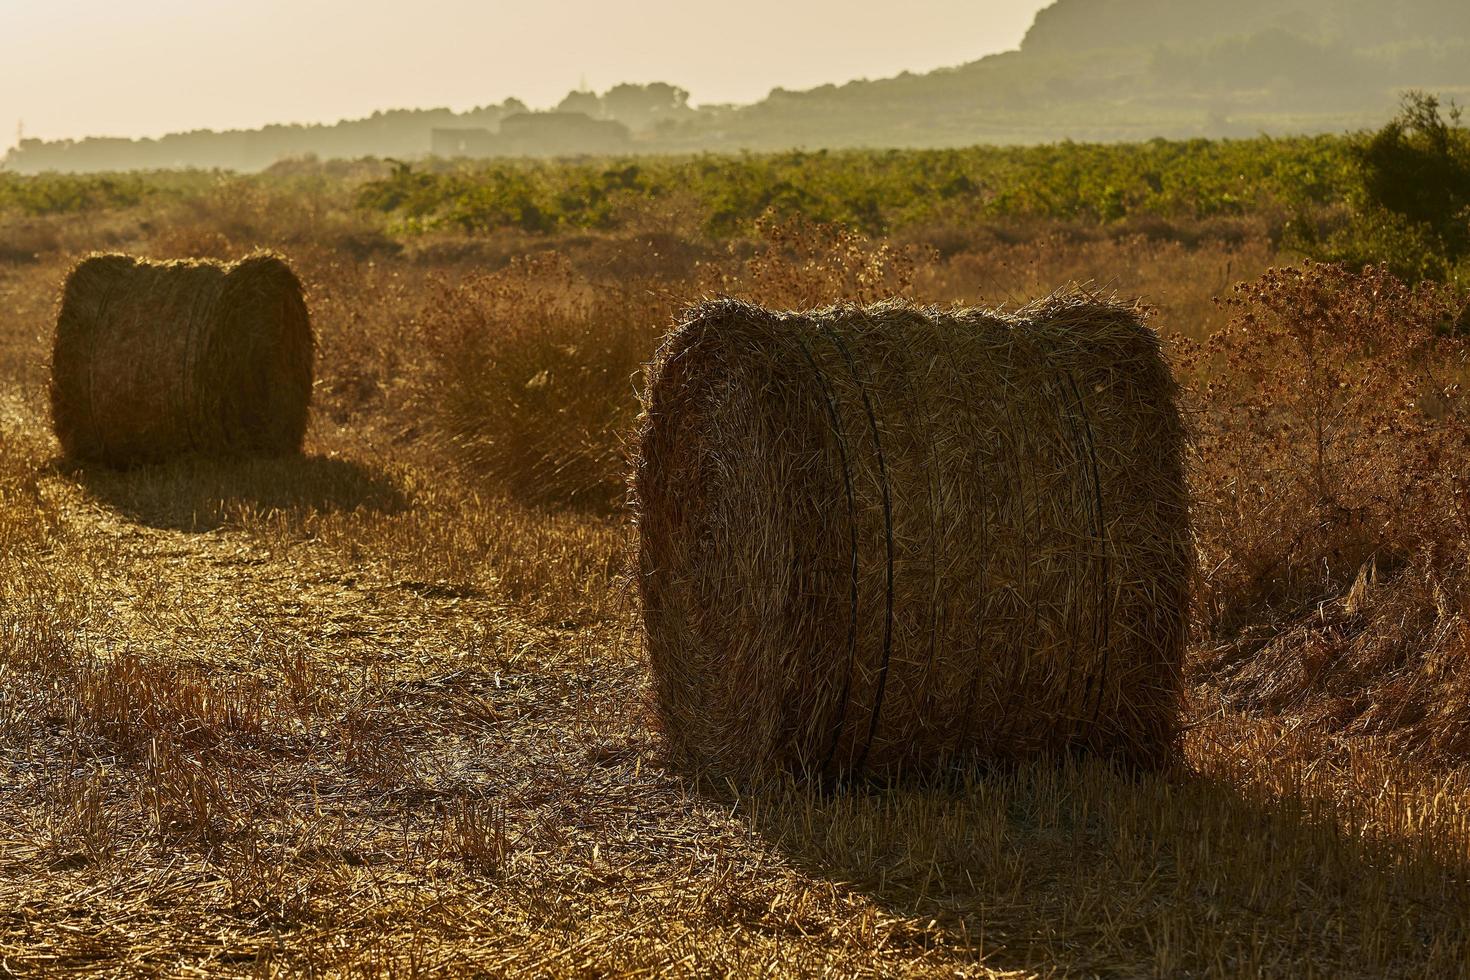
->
xmin=0 ymin=0 xmax=1049 ymax=150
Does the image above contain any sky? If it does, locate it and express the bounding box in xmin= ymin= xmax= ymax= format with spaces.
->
xmin=0 ymin=0 xmax=1050 ymax=151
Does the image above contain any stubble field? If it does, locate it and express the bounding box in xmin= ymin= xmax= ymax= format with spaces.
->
xmin=1 ymin=163 xmax=1468 ymax=977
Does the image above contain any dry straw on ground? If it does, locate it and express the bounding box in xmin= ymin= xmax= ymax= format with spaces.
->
xmin=635 ymin=296 xmax=1191 ymax=783
xmin=50 ymin=251 xmax=313 ymax=465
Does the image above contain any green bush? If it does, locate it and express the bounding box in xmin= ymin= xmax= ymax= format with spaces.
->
xmin=0 ymin=173 xmax=155 ymax=214
xmin=1358 ymin=92 xmax=1470 ymax=260
xmin=1295 ymin=93 xmax=1470 ymax=283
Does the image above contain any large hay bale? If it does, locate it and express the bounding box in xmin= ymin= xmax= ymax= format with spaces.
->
xmin=635 ymin=297 xmax=1191 ymax=782
xmin=50 ymin=252 xmax=313 ymax=466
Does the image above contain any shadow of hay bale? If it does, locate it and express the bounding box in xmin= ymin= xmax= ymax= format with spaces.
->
xmin=731 ymin=755 xmax=1470 ymax=976
xmin=65 ymin=453 xmax=408 ymax=532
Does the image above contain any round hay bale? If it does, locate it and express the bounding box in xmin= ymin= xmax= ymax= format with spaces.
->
xmin=50 ymin=251 xmax=313 ymax=466
xmin=634 ymin=296 xmax=1191 ymax=783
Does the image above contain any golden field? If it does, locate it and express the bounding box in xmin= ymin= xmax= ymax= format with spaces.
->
xmin=1 ymin=172 xmax=1468 ymax=977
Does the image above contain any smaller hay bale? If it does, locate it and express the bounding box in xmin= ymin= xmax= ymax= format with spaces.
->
xmin=634 ymin=296 xmax=1191 ymax=783
xmin=50 ymin=252 xmax=314 ymax=466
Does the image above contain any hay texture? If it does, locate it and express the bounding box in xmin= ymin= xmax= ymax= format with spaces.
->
xmin=635 ymin=297 xmax=1191 ymax=783
xmin=50 ymin=252 xmax=313 ymax=466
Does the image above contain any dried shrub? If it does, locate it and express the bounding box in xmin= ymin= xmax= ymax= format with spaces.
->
xmin=0 ymin=218 xmax=63 ymax=264
xmin=420 ymin=253 xmax=664 ymax=511
xmin=417 ymin=215 xmax=968 ymax=513
xmin=635 ymin=296 xmax=1191 ymax=783
xmin=718 ymin=213 xmax=927 ymax=309
xmin=50 ymin=251 xmax=314 ymax=466
xmin=1185 ymin=261 xmax=1470 ymax=760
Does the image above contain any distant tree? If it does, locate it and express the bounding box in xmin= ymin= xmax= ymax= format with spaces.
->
xmin=556 ymin=90 xmax=603 ymax=117
xmin=602 ymin=83 xmax=690 ymax=130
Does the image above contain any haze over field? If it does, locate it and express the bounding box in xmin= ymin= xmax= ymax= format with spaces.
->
xmin=3 ymin=0 xmax=1470 ymax=170
xmin=0 ymin=0 xmax=1046 ymax=149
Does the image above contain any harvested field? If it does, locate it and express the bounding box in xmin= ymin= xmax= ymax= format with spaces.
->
xmin=1 ymin=174 xmax=1468 ymax=977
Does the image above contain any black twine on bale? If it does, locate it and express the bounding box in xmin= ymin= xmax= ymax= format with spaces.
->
xmin=792 ymin=329 xmax=862 ymax=782
xmin=1058 ymin=368 xmax=1112 ymax=726
xmin=815 ymin=318 xmax=896 ymax=778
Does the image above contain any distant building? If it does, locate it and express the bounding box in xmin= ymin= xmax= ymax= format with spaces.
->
xmin=429 ymin=113 xmax=631 ymax=159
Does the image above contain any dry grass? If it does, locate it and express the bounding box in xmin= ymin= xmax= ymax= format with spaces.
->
xmin=419 ymin=252 xmax=664 ymax=512
xmin=1184 ymin=262 xmax=1470 ymax=763
xmin=1 ymin=192 xmax=1468 ymax=976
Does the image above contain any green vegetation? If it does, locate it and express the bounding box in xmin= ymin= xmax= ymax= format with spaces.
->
xmin=9 ymin=107 xmax=1469 ymax=284
xmin=354 ymin=136 xmax=1358 ymax=237
xmin=0 ymin=172 xmax=157 ymax=215
xmin=349 ymin=106 xmax=1470 ymax=283
xmin=1291 ymin=93 xmax=1470 ymax=282
xmin=1360 ymin=94 xmax=1470 ymax=249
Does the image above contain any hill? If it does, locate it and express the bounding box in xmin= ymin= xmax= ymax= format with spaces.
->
xmin=1021 ymin=0 xmax=1470 ymax=54
xmin=662 ymin=0 xmax=1470 ymax=150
